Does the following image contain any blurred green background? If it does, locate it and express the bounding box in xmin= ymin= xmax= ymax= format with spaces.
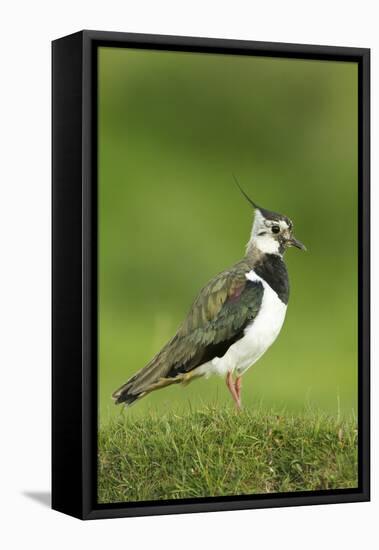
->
xmin=98 ymin=47 xmax=358 ymax=424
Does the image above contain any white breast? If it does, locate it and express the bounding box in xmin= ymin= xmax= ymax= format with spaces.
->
xmin=202 ymin=270 xmax=287 ymax=378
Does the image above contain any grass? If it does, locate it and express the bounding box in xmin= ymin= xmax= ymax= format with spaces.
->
xmin=98 ymin=406 xmax=358 ymax=504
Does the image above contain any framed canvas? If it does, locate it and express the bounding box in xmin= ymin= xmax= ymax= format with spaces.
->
xmin=52 ymin=30 xmax=370 ymax=520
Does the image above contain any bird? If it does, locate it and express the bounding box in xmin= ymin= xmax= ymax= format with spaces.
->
xmin=112 ymin=181 xmax=306 ymax=410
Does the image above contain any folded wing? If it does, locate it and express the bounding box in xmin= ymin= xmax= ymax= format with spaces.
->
xmin=113 ymin=262 xmax=264 ymax=405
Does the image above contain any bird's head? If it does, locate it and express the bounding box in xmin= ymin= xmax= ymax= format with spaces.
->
xmin=234 ymin=177 xmax=306 ymax=256
xmin=251 ymin=207 xmax=305 ymax=255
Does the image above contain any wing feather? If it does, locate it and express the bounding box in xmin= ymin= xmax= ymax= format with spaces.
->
xmin=113 ymin=261 xmax=264 ymax=404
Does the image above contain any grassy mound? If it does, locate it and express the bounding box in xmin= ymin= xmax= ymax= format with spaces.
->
xmin=98 ymin=407 xmax=358 ymax=504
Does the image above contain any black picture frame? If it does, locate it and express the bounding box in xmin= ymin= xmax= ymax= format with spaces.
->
xmin=52 ymin=30 xmax=370 ymax=520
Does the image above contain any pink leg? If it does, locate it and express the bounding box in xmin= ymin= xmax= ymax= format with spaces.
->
xmin=226 ymin=371 xmax=241 ymax=410
xmin=235 ymin=376 xmax=242 ymax=405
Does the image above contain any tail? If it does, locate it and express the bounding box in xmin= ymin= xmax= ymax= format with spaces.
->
xmin=112 ymin=363 xmax=184 ymax=407
xmin=112 ymin=380 xmax=144 ymax=406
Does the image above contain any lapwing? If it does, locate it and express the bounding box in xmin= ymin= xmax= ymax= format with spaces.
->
xmin=113 ymin=182 xmax=305 ymax=409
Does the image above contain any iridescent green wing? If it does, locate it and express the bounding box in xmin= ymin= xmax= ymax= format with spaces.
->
xmin=117 ymin=260 xmax=263 ymax=397
xmin=164 ymin=264 xmax=264 ymax=377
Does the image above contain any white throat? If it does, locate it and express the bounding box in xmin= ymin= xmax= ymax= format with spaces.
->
xmin=252 ymin=234 xmax=281 ymax=254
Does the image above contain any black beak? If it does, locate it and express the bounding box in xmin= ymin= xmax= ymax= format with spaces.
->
xmin=288 ymin=237 xmax=306 ymax=251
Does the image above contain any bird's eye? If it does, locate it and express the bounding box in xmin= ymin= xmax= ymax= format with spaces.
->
xmin=272 ymin=225 xmax=280 ymax=234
